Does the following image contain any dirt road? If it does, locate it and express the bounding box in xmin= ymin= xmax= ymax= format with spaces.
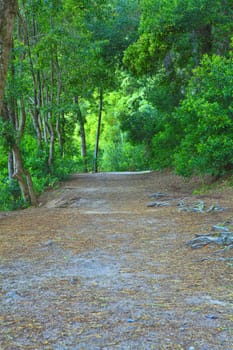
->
xmin=0 ymin=171 xmax=232 ymax=349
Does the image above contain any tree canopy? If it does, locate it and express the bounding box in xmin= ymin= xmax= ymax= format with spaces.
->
xmin=1 ymin=0 xmax=233 ymax=209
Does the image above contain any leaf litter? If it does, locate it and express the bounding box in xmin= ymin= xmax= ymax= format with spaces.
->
xmin=0 ymin=171 xmax=233 ymax=349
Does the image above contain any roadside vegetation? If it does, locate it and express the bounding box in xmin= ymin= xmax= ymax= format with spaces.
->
xmin=1 ymin=0 xmax=233 ymax=210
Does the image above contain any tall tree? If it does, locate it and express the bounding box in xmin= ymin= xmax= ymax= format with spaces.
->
xmin=122 ymin=0 xmax=233 ymax=171
xmin=86 ymin=0 xmax=140 ymax=171
xmin=0 ymin=0 xmax=18 ymax=113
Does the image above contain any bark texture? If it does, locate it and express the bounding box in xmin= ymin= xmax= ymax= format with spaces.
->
xmin=0 ymin=0 xmax=18 ymax=113
xmin=74 ymin=96 xmax=88 ymax=172
xmin=93 ymin=88 xmax=103 ymax=173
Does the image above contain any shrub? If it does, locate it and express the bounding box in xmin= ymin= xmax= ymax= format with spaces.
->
xmin=174 ymin=54 xmax=233 ymax=177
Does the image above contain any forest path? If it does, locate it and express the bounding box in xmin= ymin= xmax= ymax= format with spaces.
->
xmin=0 ymin=171 xmax=233 ymax=350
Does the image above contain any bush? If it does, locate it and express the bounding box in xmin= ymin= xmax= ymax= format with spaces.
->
xmin=0 ymin=178 xmax=26 ymax=211
xmin=174 ymin=54 xmax=233 ymax=177
xmin=100 ymin=141 xmax=150 ymax=171
xmin=151 ymin=113 xmax=182 ymax=169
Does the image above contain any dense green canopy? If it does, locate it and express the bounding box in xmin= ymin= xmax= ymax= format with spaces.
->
xmin=1 ymin=0 xmax=233 ymax=209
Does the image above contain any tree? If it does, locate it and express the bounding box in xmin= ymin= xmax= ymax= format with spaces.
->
xmin=0 ymin=0 xmax=18 ymax=113
xmin=86 ymin=0 xmax=140 ymax=172
xmin=174 ymin=53 xmax=233 ymax=177
xmin=0 ymin=0 xmax=38 ymax=207
xmin=123 ymin=0 xmax=233 ymax=115
xmin=2 ymin=39 xmax=38 ymax=206
xmin=122 ymin=0 xmax=233 ymax=173
xmin=124 ymin=0 xmax=233 ymax=76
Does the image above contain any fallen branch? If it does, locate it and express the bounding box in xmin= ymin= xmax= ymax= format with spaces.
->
xmin=187 ymin=228 xmax=233 ymax=249
xmin=148 ymin=192 xmax=168 ymax=199
xmin=147 ymin=194 xmax=226 ymax=214
xmin=195 ymin=257 xmax=233 ymax=262
xmin=147 ymin=201 xmax=171 ymax=208
xmin=178 ymin=200 xmax=225 ymax=213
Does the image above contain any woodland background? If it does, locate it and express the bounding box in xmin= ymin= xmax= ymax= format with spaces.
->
xmin=1 ymin=0 xmax=233 ymax=210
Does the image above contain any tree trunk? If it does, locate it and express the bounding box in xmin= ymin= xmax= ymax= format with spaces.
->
xmin=0 ymin=0 xmax=18 ymax=113
xmin=12 ymin=144 xmax=31 ymax=204
xmin=55 ymin=53 xmax=64 ymax=156
xmin=74 ymin=96 xmax=88 ymax=172
xmin=12 ymin=144 xmax=37 ymax=206
xmin=93 ymin=88 xmax=103 ymax=173
xmin=45 ymin=84 xmax=55 ymax=171
xmin=8 ymin=151 xmax=14 ymax=180
xmin=56 ymin=115 xmax=64 ymax=156
xmin=19 ymin=6 xmax=43 ymax=147
xmin=48 ymin=121 xmax=55 ymax=170
xmin=2 ymin=102 xmax=38 ymax=207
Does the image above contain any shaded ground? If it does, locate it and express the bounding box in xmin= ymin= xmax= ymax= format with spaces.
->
xmin=0 ymin=170 xmax=232 ymax=350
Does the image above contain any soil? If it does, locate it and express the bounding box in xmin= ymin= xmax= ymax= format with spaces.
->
xmin=0 ymin=170 xmax=232 ymax=350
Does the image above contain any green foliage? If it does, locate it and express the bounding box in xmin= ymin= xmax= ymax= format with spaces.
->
xmin=2 ymin=0 xmax=233 ymax=210
xmin=112 ymin=74 xmax=159 ymax=147
xmin=87 ymin=0 xmax=140 ymax=64
xmin=123 ymin=1 xmax=233 ymax=177
xmin=124 ymin=0 xmax=233 ymax=76
xmin=100 ymin=141 xmax=149 ymax=171
xmin=0 ymin=177 xmax=26 ymax=211
xmin=174 ymin=54 xmax=233 ymax=177
xmin=151 ymin=114 xmax=182 ymax=169
xmin=21 ymin=136 xmax=80 ymax=194
xmin=0 ymin=146 xmax=23 ymax=211
xmin=0 ymin=118 xmax=16 ymax=149
xmin=119 ymin=95 xmax=158 ymax=145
